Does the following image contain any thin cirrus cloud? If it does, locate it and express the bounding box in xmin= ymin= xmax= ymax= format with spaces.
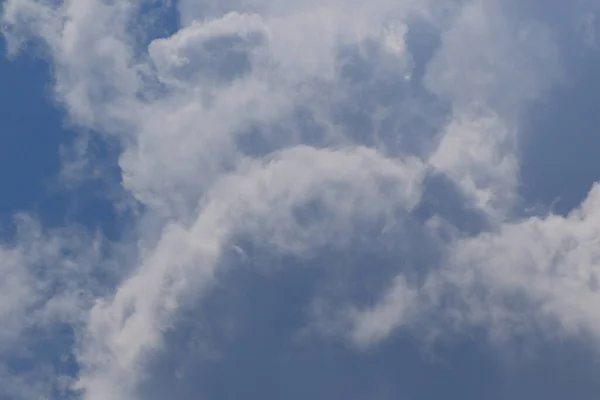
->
xmin=1 ymin=0 xmax=600 ymax=399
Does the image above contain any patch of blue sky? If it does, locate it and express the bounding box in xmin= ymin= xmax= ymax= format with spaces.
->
xmin=0 ymin=37 xmax=121 ymax=240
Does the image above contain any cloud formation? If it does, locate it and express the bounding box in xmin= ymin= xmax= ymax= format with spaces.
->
xmin=2 ymin=0 xmax=600 ymax=399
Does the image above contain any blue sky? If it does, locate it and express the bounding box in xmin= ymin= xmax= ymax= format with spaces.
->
xmin=0 ymin=39 xmax=121 ymax=237
xmin=2 ymin=1 xmax=600 ymax=399
xmin=0 ymin=40 xmax=64 ymax=221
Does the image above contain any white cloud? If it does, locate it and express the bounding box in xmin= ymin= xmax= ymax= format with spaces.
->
xmin=2 ymin=0 xmax=599 ymax=399
xmin=424 ymin=0 xmax=560 ymax=113
xmin=450 ymin=183 xmax=600 ymax=339
xmin=76 ymin=145 xmax=425 ymax=399
xmin=348 ymin=178 xmax=600 ymax=349
xmin=0 ymin=215 xmax=111 ymax=399
xmin=349 ymin=275 xmax=418 ymax=347
xmin=424 ymin=0 xmax=561 ymax=218
xmin=429 ymin=111 xmax=519 ymax=216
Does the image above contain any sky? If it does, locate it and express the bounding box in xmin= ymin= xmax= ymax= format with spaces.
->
xmin=2 ymin=0 xmax=600 ymax=399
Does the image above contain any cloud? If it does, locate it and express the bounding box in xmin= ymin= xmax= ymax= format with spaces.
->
xmin=348 ymin=169 xmax=600 ymax=351
xmin=0 ymin=214 xmax=113 ymax=399
xmin=2 ymin=0 xmax=600 ymax=399
xmin=75 ymin=145 xmax=425 ymax=399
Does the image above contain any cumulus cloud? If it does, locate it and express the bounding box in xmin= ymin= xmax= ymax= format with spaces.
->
xmin=1 ymin=0 xmax=600 ymax=399
xmin=348 ymin=182 xmax=600 ymax=347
